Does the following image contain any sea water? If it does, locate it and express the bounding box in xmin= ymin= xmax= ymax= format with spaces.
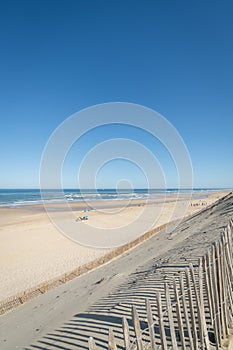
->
xmin=0 ymin=188 xmax=221 ymax=207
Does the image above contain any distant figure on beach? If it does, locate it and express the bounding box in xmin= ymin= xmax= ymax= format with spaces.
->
xmin=76 ymin=216 xmax=89 ymax=222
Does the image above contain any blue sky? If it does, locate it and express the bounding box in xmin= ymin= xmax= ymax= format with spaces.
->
xmin=0 ymin=0 xmax=232 ymax=189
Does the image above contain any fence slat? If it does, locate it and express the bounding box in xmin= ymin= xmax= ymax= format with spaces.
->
xmin=189 ymin=263 xmax=204 ymax=346
xmin=226 ymin=226 xmax=233 ymax=275
xmin=173 ymin=279 xmax=186 ymax=350
xmin=215 ymin=241 xmax=226 ymax=340
xmin=156 ymin=291 xmax=168 ymax=350
xmin=222 ymin=233 xmax=233 ymax=323
xmin=89 ymin=337 xmax=97 ymax=350
xmin=227 ymin=222 xmax=233 ymax=263
xmin=108 ymin=328 xmax=118 ymax=350
xmin=203 ymin=254 xmax=213 ymax=325
xmin=122 ymin=316 xmax=131 ymax=350
xmin=165 ymin=283 xmax=178 ymax=350
xmin=219 ymin=237 xmax=229 ymax=336
xmin=224 ymin=252 xmax=233 ymax=320
xmin=146 ymin=298 xmax=157 ymax=350
xmin=207 ymin=249 xmax=220 ymax=350
xmin=224 ymin=228 xmax=233 ymax=280
xmin=223 ymin=230 xmax=233 ymax=322
xmin=132 ymin=305 xmax=143 ymax=350
xmin=185 ymin=268 xmax=199 ymax=350
xmin=212 ymin=244 xmax=222 ymax=347
xmin=198 ymin=258 xmax=210 ymax=350
xmin=179 ymin=273 xmax=194 ymax=350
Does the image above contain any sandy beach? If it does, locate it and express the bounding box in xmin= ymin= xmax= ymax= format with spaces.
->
xmin=0 ymin=190 xmax=229 ymax=301
xmin=0 ymin=191 xmax=232 ymax=350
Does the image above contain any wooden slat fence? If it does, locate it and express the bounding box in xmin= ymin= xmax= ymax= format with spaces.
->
xmin=89 ymin=218 xmax=233 ymax=349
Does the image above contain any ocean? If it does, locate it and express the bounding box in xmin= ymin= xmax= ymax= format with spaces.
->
xmin=0 ymin=188 xmax=219 ymax=207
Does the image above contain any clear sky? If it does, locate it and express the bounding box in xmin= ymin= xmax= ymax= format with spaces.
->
xmin=0 ymin=0 xmax=232 ymax=189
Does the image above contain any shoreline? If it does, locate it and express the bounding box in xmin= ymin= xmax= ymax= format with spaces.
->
xmin=0 ymin=187 xmax=228 ymax=210
xmin=0 ymin=189 xmax=230 ymax=301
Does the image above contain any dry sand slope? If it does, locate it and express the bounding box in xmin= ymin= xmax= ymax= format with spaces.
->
xmin=0 ymin=191 xmax=232 ymax=349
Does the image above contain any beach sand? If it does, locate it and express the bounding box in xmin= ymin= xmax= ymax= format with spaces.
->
xmin=0 ymin=190 xmax=229 ymax=300
xmin=0 ymin=191 xmax=233 ymax=350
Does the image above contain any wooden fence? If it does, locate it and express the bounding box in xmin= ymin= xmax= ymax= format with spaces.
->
xmin=89 ymin=218 xmax=233 ymax=349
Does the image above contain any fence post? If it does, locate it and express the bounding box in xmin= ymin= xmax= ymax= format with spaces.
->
xmin=132 ymin=305 xmax=143 ymax=350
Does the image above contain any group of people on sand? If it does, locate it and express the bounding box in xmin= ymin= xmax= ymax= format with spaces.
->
xmin=190 ymin=201 xmax=207 ymax=207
